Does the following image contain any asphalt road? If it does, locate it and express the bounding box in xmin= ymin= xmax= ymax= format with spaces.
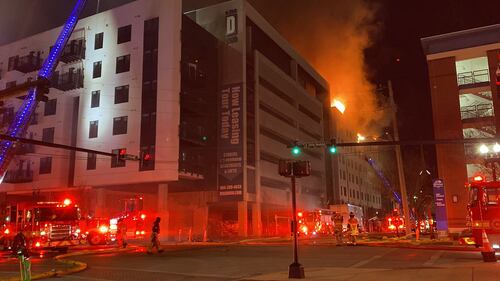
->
xmin=34 ymin=244 xmax=499 ymax=281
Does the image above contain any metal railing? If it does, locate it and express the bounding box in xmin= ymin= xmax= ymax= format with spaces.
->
xmin=457 ymin=69 xmax=490 ymax=86
xmin=3 ymin=169 xmax=33 ymax=183
xmin=460 ymin=103 xmax=494 ymax=120
xmin=52 ymin=69 xmax=84 ymax=91
xmin=13 ymin=52 xmax=43 ymax=73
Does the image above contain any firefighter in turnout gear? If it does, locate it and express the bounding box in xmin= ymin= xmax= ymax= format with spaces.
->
xmin=147 ymin=217 xmax=163 ymax=254
xmin=117 ymin=218 xmax=128 ymax=248
xmin=332 ymin=212 xmax=344 ymax=246
xmin=347 ymin=212 xmax=360 ymax=245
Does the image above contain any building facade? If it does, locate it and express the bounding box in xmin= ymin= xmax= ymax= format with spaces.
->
xmin=0 ymin=0 xmax=344 ymax=239
xmin=422 ymin=24 xmax=500 ymax=232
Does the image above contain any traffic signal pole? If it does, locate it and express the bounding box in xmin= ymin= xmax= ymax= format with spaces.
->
xmin=288 ymin=164 xmax=304 ymax=279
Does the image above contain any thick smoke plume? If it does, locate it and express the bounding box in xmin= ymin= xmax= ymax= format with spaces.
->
xmin=250 ymin=0 xmax=389 ymax=137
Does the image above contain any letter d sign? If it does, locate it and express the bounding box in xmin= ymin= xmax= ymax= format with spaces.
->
xmin=226 ymin=15 xmax=237 ymax=36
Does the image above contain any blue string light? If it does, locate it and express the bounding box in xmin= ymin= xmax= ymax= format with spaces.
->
xmin=0 ymin=0 xmax=87 ymax=172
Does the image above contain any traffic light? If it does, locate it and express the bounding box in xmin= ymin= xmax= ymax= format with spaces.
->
xmin=140 ymin=151 xmax=152 ymax=165
xmin=291 ymin=141 xmax=301 ymax=156
xmin=328 ymin=145 xmax=337 ymax=154
xmin=113 ymin=148 xmax=127 ymax=166
xmin=118 ymin=148 xmax=127 ymax=161
xmin=328 ymin=138 xmax=337 ymax=154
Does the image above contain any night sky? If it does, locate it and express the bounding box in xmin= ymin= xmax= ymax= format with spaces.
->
xmin=0 ymin=0 xmax=499 ymax=195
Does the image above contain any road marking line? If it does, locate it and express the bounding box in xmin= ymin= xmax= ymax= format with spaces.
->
xmin=64 ymin=275 xmax=112 ymax=281
xmin=90 ymin=265 xmax=233 ymax=279
xmin=349 ymin=248 xmax=397 ymax=268
xmin=423 ymin=250 xmax=444 ymax=267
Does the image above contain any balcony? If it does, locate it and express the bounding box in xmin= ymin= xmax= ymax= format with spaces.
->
xmin=60 ymin=38 xmax=86 ymax=63
xmin=457 ymin=69 xmax=490 ymax=89
xmin=51 ymin=68 xmax=84 ymax=91
xmin=460 ymin=103 xmax=494 ymax=121
xmin=17 ymin=143 xmax=35 ymax=155
xmin=1 ymin=109 xmax=14 ymax=128
xmin=3 ymin=169 xmax=33 ymax=183
xmin=12 ymin=52 xmax=43 ymax=73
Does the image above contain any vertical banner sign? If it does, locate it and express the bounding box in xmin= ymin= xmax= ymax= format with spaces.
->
xmin=218 ymin=83 xmax=244 ymax=201
xmin=432 ymin=179 xmax=448 ymax=231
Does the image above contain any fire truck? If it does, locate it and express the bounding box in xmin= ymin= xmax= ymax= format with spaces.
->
xmin=1 ymin=199 xmax=83 ymax=252
xmin=109 ymin=196 xmax=147 ymax=239
xmin=467 ymin=175 xmax=500 ymax=249
xmin=297 ymin=209 xmax=335 ymax=236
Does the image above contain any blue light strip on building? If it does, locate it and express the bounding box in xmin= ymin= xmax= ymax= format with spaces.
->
xmin=0 ymin=0 xmax=87 ymax=174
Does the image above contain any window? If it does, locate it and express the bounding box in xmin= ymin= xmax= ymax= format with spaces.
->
xmin=114 ymin=85 xmax=129 ymax=104
xmin=8 ymin=56 xmax=18 ymax=71
xmin=5 ymin=81 xmax=16 ymax=88
xmin=111 ymin=148 xmax=126 ymax=168
xmin=44 ymin=99 xmax=57 ymax=116
xmin=94 ymin=32 xmax=104 ymax=50
xmin=42 ymin=127 xmax=55 ymax=143
xmin=87 ymin=153 xmax=96 ymax=170
xmin=117 ymin=25 xmax=132 ymax=44
xmin=116 ymin=55 xmax=130 ymax=73
xmin=39 ymin=157 xmax=52 ymax=174
xmin=91 ymin=90 xmax=100 ymax=108
xmin=89 ymin=120 xmax=98 ymax=138
xmin=113 ymin=116 xmax=127 ymax=135
xmin=93 ymin=61 xmax=102 ymax=78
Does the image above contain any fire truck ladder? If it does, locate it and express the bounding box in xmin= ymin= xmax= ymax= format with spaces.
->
xmin=365 ymin=156 xmax=402 ymax=206
xmin=0 ymin=0 xmax=87 ymax=178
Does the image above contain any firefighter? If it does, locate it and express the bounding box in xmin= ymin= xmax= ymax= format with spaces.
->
xmin=332 ymin=212 xmax=344 ymax=246
xmin=347 ymin=212 xmax=360 ymax=245
xmin=147 ymin=217 xmax=163 ymax=254
xmin=117 ymin=218 xmax=127 ymax=248
xmin=12 ymin=231 xmax=31 ymax=281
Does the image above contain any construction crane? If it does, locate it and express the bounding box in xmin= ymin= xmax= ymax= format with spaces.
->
xmin=365 ymin=156 xmax=402 ymax=206
xmin=0 ymin=0 xmax=87 ymax=179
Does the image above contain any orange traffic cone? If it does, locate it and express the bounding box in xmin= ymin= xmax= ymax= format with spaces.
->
xmin=480 ymin=230 xmax=497 ymax=262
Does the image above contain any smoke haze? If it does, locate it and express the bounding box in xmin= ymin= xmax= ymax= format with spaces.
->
xmin=250 ymin=0 xmax=389 ymax=137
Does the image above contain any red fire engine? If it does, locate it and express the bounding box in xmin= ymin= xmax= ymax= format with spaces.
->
xmin=467 ymin=175 xmax=500 ymax=249
xmin=297 ymin=209 xmax=335 ymax=236
xmin=109 ymin=196 xmax=146 ymax=239
xmin=1 ymin=199 xmax=82 ymax=252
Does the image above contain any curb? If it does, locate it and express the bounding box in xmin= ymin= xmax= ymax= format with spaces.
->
xmin=358 ymin=241 xmax=481 ymax=252
xmin=0 ymin=246 xmax=135 ymax=281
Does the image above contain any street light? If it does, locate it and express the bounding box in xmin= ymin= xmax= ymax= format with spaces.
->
xmin=479 ymin=144 xmax=489 ymax=154
xmin=494 ymin=143 xmax=500 ymax=153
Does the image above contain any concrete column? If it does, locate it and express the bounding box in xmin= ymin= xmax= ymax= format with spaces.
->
xmin=95 ymin=188 xmax=106 ymax=217
xmin=238 ymin=201 xmax=248 ymax=237
xmin=251 ymin=202 xmax=262 ymax=237
xmin=158 ymin=184 xmax=169 ymax=240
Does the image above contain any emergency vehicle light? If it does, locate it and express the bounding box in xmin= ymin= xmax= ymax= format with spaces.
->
xmin=63 ymin=198 xmax=71 ymax=205
xmin=140 ymin=214 xmax=146 ymax=220
xmin=473 ymin=175 xmax=484 ymax=182
xmin=4 ymin=228 xmax=9 ymax=234
xmin=99 ymin=225 xmax=109 ymax=233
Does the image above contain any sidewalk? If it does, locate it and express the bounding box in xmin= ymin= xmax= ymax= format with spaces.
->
xmin=241 ymin=261 xmax=500 ymax=281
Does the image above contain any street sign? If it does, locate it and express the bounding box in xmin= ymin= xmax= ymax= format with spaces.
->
xmin=432 ymin=179 xmax=448 ymax=232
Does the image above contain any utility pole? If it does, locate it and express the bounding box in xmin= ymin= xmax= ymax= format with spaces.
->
xmin=388 ymin=80 xmax=412 ymax=234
